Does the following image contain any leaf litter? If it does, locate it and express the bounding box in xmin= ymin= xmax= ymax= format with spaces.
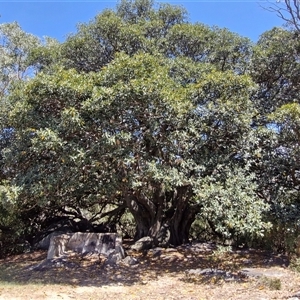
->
xmin=0 ymin=242 xmax=299 ymax=300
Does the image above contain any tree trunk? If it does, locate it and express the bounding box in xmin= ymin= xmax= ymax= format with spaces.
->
xmin=168 ymin=186 xmax=197 ymax=246
xmin=125 ymin=194 xmax=153 ymax=240
xmin=168 ymin=205 xmax=197 ymax=246
xmin=126 ymin=186 xmax=198 ymax=247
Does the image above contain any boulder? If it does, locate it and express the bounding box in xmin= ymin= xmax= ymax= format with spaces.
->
xmin=186 ymin=268 xmax=242 ymax=282
xmin=36 ymin=231 xmax=67 ymax=250
xmin=130 ymin=236 xmax=153 ymax=251
xmin=47 ymin=232 xmax=125 ymax=261
xmin=122 ymin=255 xmax=139 ymax=266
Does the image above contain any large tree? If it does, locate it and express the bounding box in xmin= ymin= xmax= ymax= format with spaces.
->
xmin=0 ymin=0 xmax=271 ymax=251
xmin=2 ymin=56 xmax=267 ymax=247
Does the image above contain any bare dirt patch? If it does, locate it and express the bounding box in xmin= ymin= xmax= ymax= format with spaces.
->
xmin=0 ymin=242 xmax=300 ymax=300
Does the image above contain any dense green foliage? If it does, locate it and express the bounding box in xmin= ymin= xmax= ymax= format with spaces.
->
xmin=1 ymin=0 xmax=300 ymax=256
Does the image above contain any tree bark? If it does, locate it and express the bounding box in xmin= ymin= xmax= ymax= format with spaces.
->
xmin=126 ymin=185 xmax=198 ymax=247
xmin=167 ymin=186 xmax=197 ymax=246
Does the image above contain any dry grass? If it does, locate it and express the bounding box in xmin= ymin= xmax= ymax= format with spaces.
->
xmin=0 ymin=243 xmax=300 ymax=299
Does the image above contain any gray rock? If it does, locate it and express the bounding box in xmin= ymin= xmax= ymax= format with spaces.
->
xmin=29 ymin=258 xmax=79 ymax=271
xmin=151 ymin=247 xmax=164 ymax=252
xmin=165 ymin=247 xmax=177 ymax=253
xmin=289 ymin=292 xmax=300 ymax=300
xmin=242 ymin=259 xmax=253 ymax=265
xmin=186 ymin=268 xmax=208 ymax=275
xmin=47 ymin=232 xmax=125 ymax=260
xmin=153 ymin=250 xmax=162 ymax=257
xmin=130 ymin=236 xmax=153 ymax=251
xmin=177 ymin=242 xmax=216 ymax=252
xmin=148 ymin=247 xmax=163 ymax=258
xmin=187 ymin=268 xmax=226 ymax=276
xmin=186 ymin=268 xmax=242 ymax=282
xmin=122 ymin=255 xmax=139 ymax=266
xmin=240 ymin=268 xmax=286 ymax=279
xmin=106 ymin=251 xmax=123 ymax=265
xmin=36 ymin=231 xmax=66 ymax=250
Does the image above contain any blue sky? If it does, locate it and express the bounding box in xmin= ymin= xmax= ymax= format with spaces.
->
xmin=0 ymin=1 xmax=284 ymax=42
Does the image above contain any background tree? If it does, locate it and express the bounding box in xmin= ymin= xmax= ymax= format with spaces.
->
xmin=0 ymin=22 xmax=40 ymax=97
xmin=249 ymin=22 xmax=300 ymax=251
xmin=265 ymin=0 xmax=300 ymax=33
xmin=0 ymin=23 xmax=41 ymax=255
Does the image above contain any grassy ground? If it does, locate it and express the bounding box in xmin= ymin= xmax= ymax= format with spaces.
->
xmin=0 ymin=243 xmax=300 ymax=299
